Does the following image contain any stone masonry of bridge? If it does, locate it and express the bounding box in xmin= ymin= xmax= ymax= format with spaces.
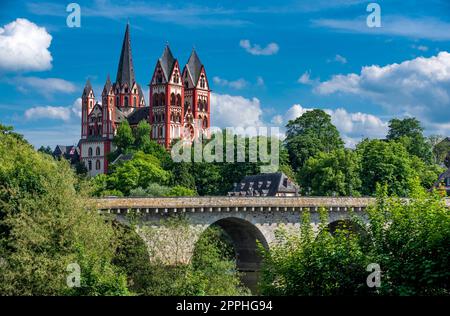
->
xmin=94 ymin=196 xmax=450 ymax=292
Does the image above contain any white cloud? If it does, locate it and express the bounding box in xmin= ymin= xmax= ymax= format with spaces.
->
xmin=211 ymin=93 xmax=264 ymax=128
xmin=71 ymin=98 xmax=82 ymax=118
xmin=274 ymin=104 xmax=388 ymax=147
xmin=24 ymin=98 xmax=82 ymax=122
xmin=213 ymin=76 xmax=248 ymax=89
xmin=10 ymin=76 xmax=76 ymax=97
xmin=239 ymin=39 xmax=279 ymax=56
xmin=328 ymin=54 xmax=347 ymax=64
xmin=25 ymin=106 xmax=71 ymax=121
xmin=313 ymin=16 xmax=450 ymax=41
xmin=0 ymin=18 xmax=52 ymax=72
xmin=298 ymin=71 xmax=313 ymax=84
xmin=315 ymin=51 xmax=450 ymax=126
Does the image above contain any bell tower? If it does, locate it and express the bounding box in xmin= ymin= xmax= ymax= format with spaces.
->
xmin=150 ymin=45 xmax=184 ymax=148
xmin=81 ymin=79 xmax=95 ymax=139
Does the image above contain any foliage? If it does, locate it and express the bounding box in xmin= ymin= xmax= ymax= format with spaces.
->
xmin=260 ymin=210 xmax=371 ymax=295
xmin=37 ymin=145 xmax=53 ymax=156
xmin=428 ymin=135 xmax=450 ymax=166
xmin=285 ymin=109 xmax=344 ymax=171
xmin=387 ymin=118 xmax=433 ymax=163
xmin=366 ymin=181 xmax=450 ymax=295
xmin=113 ymin=120 xmax=135 ymax=153
xmin=0 ymin=127 xmax=129 ymax=295
xmin=115 ymin=217 xmax=249 ymax=296
xmin=357 ymin=139 xmax=417 ymax=196
xmin=260 ymin=181 xmax=450 ymax=296
xmin=299 ymin=148 xmax=362 ymax=196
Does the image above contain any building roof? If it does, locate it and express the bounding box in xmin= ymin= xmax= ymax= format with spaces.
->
xmin=102 ymin=75 xmax=112 ymax=95
xmin=111 ymin=153 xmax=134 ymax=165
xmin=127 ymin=106 xmax=150 ymax=125
xmin=228 ymin=172 xmax=299 ymax=197
xmin=186 ymin=49 xmax=203 ymax=85
xmin=115 ymin=23 xmax=136 ymax=87
xmin=83 ymin=79 xmax=93 ymax=96
xmin=159 ymin=45 xmax=176 ymax=80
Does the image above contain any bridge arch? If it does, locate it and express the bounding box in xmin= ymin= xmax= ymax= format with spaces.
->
xmin=197 ymin=217 xmax=269 ymax=293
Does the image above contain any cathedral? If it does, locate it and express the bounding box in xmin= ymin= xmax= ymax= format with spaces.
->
xmin=78 ymin=23 xmax=211 ymax=176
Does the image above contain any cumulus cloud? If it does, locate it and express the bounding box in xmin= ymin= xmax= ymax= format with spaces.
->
xmin=210 ymin=93 xmax=264 ymax=129
xmin=24 ymin=98 xmax=82 ymax=122
xmin=315 ymin=51 xmax=450 ymax=126
xmin=239 ymin=39 xmax=279 ymax=56
xmin=274 ymin=104 xmax=388 ymax=147
xmin=25 ymin=106 xmax=71 ymax=121
xmin=9 ymin=76 xmax=76 ymax=97
xmin=213 ymin=76 xmax=248 ymax=90
xmin=0 ymin=18 xmax=52 ymax=72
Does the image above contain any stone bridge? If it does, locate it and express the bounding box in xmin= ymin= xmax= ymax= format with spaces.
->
xmin=95 ymin=196 xmax=382 ymax=292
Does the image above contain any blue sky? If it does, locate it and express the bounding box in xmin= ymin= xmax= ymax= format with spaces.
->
xmin=1 ymin=0 xmax=450 ymax=148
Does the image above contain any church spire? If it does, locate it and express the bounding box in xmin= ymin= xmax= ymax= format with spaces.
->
xmin=115 ymin=22 xmax=135 ymax=87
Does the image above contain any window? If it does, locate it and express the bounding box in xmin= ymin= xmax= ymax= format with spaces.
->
xmin=134 ymin=96 xmax=137 ymax=107
xmin=200 ymin=74 xmax=206 ymax=88
xmin=156 ymin=70 xmax=163 ymax=83
xmin=170 ymin=93 xmax=175 ymax=106
xmin=124 ymin=96 xmax=129 ymax=107
xmin=88 ymin=160 xmax=92 ymax=170
xmin=176 ymin=94 xmax=181 ymax=107
xmin=88 ymin=147 xmax=93 ymax=157
xmin=96 ymin=147 xmax=100 ymax=156
xmin=96 ymin=160 xmax=101 ymax=170
xmin=116 ymin=96 xmax=120 ymax=106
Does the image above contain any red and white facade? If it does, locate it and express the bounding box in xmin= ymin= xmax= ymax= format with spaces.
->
xmin=79 ymin=24 xmax=210 ymax=177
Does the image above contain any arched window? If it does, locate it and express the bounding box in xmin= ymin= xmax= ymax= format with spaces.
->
xmin=204 ymin=100 xmax=208 ymax=112
xmin=160 ymin=93 xmax=166 ymax=106
xmin=88 ymin=147 xmax=93 ymax=157
xmin=200 ymin=74 xmax=206 ymax=88
xmin=96 ymin=147 xmax=100 ymax=156
xmin=153 ymin=94 xmax=158 ymax=107
xmin=124 ymin=96 xmax=129 ymax=107
xmin=176 ymin=94 xmax=181 ymax=107
xmin=88 ymin=160 xmax=92 ymax=170
xmin=133 ymin=96 xmax=137 ymax=107
xmin=170 ymin=93 xmax=175 ymax=106
xmin=156 ymin=70 xmax=163 ymax=83
xmin=96 ymin=160 xmax=101 ymax=170
xmin=116 ymin=96 xmax=120 ymax=106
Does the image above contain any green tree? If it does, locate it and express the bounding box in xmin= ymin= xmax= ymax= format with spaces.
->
xmin=285 ymin=109 xmax=344 ymax=171
xmin=134 ymin=120 xmax=151 ymax=150
xmin=429 ymin=135 xmax=450 ymax=165
xmin=357 ymin=139 xmax=417 ymax=196
xmin=0 ymin=127 xmax=129 ymax=295
xmin=37 ymin=145 xmax=53 ymax=156
xmin=387 ymin=118 xmax=432 ymax=163
xmin=260 ymin=210 xmax=371 ymax=296
xmin=113 ymin=121 xmax=135 ymax=153
xmin=299 ymin=148 xmax=362 ymax=196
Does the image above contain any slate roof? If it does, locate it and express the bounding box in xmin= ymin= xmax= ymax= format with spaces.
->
xmin=228 ymin=172 xmax=299 ymax=197
xmin=186 ymin=49 xmax=203 ymax=85
xmin=83 ymin=79 xmax=93 ymax=96
xmin=53 ymin=145 xmax=80 ymax=164
xmin=115 ymin=23 xmax=136 ymax=87
xmin=102 ymin=75 xmax=112 ymax=95
xmin=159 ymin=45 xmax=176 ymax=80
xmin=127 ymin=106 xmax=150 ymax=125
xmin=111 ymin=153 xmax=134 ymax=165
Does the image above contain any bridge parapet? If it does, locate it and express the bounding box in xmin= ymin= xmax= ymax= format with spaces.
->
xmin=94 ymin=196 xmax=379 ymax=214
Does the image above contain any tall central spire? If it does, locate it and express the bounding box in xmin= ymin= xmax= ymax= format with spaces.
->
xmin=116 ymin=23 xmax=135 ymax=87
